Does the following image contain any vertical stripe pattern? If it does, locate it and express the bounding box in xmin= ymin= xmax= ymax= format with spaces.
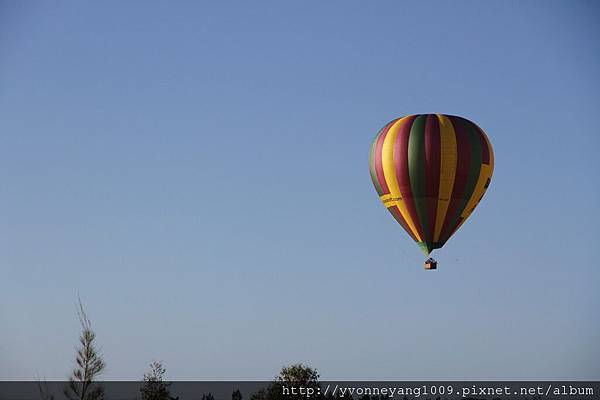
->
xmin=369 ymin=114 xmax=494 ymax=255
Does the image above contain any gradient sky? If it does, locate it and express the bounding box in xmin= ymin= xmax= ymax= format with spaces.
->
xmin=1 ymin=0 xmax=599 ymax=381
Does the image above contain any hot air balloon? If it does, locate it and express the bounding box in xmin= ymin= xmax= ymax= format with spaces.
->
xmin=368 ymin=114 xmax=494 ymax=269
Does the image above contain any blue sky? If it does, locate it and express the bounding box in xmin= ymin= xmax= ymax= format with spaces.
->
xmin=1 ymin=0 xmax=599 ymax=380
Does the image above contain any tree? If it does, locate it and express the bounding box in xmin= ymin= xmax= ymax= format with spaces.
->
xmin=251 ymin=364 xmax=320 ymax=400
xmin=275 ymin=364 xmax=319 ymax=387
xmin=37 ymin=379 xmax=55 ymax=400
xmin=140 ymin=361 xmax=177 ymax=400
xmin=232 ymin=390 xmax=243 ymax=400
xmin=63 ymin=298 xmax=105 ymax=400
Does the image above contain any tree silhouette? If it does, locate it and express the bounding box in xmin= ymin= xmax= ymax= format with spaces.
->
xmin=63 ymin=297 xmax=105 ymax=400
xmin=275 ymin=364 xmax=319 ymax=387
xmin=140 ymin=361 xmax=178 ymax=400
xmin=251 ymin=364 xmax=320 ymax=400
xmin=232 ymin=390 xmax=243 ymax=400
xmin=37 ymin=379 xmax=55 ymax=400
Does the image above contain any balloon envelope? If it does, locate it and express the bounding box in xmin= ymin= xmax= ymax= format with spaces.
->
xmin=369 ymin=114 xmax=494 ymax=255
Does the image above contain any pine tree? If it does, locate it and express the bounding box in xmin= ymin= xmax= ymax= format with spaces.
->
xmin=63 ymin=298 xmax=105 ymax=400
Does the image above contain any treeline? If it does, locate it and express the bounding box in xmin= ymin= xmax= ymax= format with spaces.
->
xmin=38 ymin=300 xmax=480 ymax=400
xmin=36 ymin=299 xmax=360 ymax=400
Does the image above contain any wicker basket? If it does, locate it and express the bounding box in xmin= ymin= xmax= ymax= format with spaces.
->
xmin=424 ymin=260 xmax=437 ymax=270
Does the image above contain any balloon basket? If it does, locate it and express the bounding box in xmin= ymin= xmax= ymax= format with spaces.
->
xmin=424 ymin=259 xmax=437 ymax=270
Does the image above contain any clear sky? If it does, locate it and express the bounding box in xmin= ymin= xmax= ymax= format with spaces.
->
xmin=1 ymin=0 xmax=599 ymax=381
